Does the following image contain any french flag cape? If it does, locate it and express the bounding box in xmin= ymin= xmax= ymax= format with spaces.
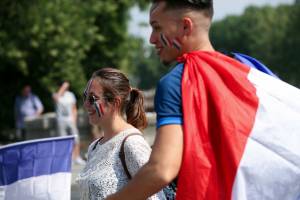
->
xmin=0 ymin=136 xmax=74 ymax=200
xmin=176 ymin=51 xmax=300 ymax=200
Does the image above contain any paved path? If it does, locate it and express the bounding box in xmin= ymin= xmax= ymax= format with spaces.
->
xmin=71 ymin=164 xmax=84 ymax=200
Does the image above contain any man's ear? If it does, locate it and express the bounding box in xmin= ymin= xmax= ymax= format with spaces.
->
xmin=182 ymin=17 xmax=193 ymax=36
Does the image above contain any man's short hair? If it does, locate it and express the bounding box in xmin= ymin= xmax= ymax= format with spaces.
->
xmin=151 ymin=0 xmax=214 ymax=19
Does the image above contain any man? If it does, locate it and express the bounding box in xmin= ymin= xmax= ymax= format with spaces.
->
xmin=107 ymin=0 xmax=300 ymax=199
xmin=53 ymin=81 xmax=86 ymax=165
xmin=14 ymin=84 xmax=44 ymax=141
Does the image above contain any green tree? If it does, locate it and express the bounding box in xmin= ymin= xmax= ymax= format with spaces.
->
xmin=277 ymin=4 xmax=300 ymax=86
xmin=82 ymin=1 xmax=148 ymax=76
xmin=0 ymin=0 xmax=99 ymax=135
xmin=0 ymin=0 xmax=148 ymax=136
xmin=127 ymin=37 xmax=169 ymax=90
xmin=211 ymin=4 xmax=300 ymax=87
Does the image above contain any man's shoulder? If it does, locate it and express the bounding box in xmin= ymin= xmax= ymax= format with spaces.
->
xmin=30 ymin=93 xmax=39 ymax=99
xmin=159 ymin=62 xmax=184 ymax=85
xmin=65 ymin=90 xmax=75 ymax=97
xmin=15 ymin=95 xmax=21 ymax=100
xmin=30 ymin=93 xmax=42 ymax=103
xmin=155 ymin=62 xmax=183 ymax=103
xmin=15 ymin=95 xmax=22 ymax=105
xmin=64 ymin=91 xmax=76 ymax=102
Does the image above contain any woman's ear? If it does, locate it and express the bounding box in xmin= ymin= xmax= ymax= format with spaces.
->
xmin=112 ymin=97 xmax=122 ymax=113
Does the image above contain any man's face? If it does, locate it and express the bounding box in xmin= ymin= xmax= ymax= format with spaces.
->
xmin=149 ymin=2 xmax=183 ymax=65
xmin=22 ymin=85 xmax=31 ymax=97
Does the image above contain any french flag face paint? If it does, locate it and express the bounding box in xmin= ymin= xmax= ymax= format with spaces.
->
xmin=160 ymin=33 xmax=171 ymax=47
xmin=83 ymin=79 xmax=104 ymax=118
xmin=94 ymin=101 xmax=104 ymax=118
xmin=99 ymin=103 xmax=104 ymax=115
xmin=160 ymin=33 xmax=182 ymax=51
xmin=172 ymin=37 xmax=182 ymax=51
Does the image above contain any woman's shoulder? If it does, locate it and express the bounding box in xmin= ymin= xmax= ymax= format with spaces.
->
xmin=121 ymin=128 xmax=148 ymax=146
xmin=122 ymin=130 xmax=151 ymax=156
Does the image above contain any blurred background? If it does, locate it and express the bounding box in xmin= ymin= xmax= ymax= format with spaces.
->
xmin=0 ymin=0 xmax=299 ymax=143
xmin=1 ymin=1 xmax=299 ymax=199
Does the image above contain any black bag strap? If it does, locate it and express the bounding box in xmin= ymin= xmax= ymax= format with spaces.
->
xmin=119 ymin=133 xmax=143 ymax=179
xmin=92 ymin=137 xmax=104 ymax=151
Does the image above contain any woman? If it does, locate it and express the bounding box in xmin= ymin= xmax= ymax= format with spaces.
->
xmin=76 ymin=68 xmax=166 ymax=200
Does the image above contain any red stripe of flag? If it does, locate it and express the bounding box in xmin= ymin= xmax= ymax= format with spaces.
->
xmin=176 ymin=51 xmax=259 ymax=199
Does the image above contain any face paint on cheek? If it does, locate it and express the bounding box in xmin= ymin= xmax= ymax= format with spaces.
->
xmin=160 ymin=33 xmax=171 ymax=47
xmin=99 ymin=103 xmax=104 ymax=116
xmin=94 ymin=102 xmax=103 ymax=117
xmin=172 ymin=37 xmax=182 ymax=51
xmin=160 ymin=33 xmax=182 ymax=51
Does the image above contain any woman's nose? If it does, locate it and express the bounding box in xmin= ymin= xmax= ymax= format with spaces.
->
xmin=83 ymin=99 xmax=89 ymax=109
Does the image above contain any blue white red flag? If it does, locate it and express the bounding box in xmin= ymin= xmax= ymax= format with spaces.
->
xmin=232 ymin=52 xmax=279 ymax=78
xmin=0 ymin=136 xmax=74 ymax=200
xmin=176 ymin=51 xmax=300 ymax=200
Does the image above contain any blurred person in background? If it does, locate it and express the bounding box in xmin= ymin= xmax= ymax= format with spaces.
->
xmin=14 ymin=84 xmax=44 ymax=141
xmin=53 ymin=81 xmax=86 ymax=165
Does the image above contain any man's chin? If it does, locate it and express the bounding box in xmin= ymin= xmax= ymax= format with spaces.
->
xmin=160 ymin=57 xmax=172 ymax=66
xmin=162 ymin=60 xmax=171 ymax=66
xmin=161 ymin=58 xmax=178 ymax=67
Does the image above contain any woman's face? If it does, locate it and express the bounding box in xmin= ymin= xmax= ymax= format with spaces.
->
xmin=83 ymin=79 xmax=110 ymax=125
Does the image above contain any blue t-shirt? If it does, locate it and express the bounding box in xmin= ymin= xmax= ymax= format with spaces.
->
xmin=154 ymin=53 xmax=276 ymax=129
xmin=15 ymin=93 xmax=43 ymax=128
xmin=154 ymin=63 xmax=184 ymax=128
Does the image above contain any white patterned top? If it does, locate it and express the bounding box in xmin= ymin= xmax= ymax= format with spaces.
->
xmin=76 ymin=128 xmax=166 ymax=200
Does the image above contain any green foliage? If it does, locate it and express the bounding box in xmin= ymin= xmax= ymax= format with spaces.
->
xmin=2 ymin=0 xmax=298 ymax=136
xmin=77 ymin=0 xmax=148 ymax=78
xmin=277 ymin=4 xmax=300 ymax=85
xmin=211 ymin=4 xmax=300 ymax=87
xmin=0 ymin=0 xmax=148 ymax=133
xmin=125 ymin=37 xmax=169 ymax=90
xmin=0 ymin=0 xmax=98 ymax=132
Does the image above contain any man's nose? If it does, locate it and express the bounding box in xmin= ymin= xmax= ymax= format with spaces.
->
xmin=149 ymin=32 xmax=157 ymax=45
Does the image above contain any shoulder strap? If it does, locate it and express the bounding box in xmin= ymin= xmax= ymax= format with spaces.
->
xmin=91 ymin=137 xmax=104 ymax=151
xmin=119 ymin=133 xmax=143 ymax=179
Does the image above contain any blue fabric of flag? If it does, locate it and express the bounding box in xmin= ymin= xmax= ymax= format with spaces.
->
xmin=232 ymin=52 xmax=279 ymax=78
xmin=0 ymin=136 xmax=74 ymax=186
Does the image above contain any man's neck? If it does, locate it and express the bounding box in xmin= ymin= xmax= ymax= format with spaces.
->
xmin=183 ymin=27 xmax=214 ymax=52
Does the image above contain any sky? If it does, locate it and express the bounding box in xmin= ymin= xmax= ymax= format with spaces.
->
xmin=129 ymin=0 xmax=294 ymax=41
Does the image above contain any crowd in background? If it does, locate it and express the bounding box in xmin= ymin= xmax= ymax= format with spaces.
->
xmin=13 ymin=82 xmax=87 ymax=165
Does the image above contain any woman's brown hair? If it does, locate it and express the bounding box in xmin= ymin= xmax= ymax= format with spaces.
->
xmin=92 ymin=68 xmax=147 ymax=130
